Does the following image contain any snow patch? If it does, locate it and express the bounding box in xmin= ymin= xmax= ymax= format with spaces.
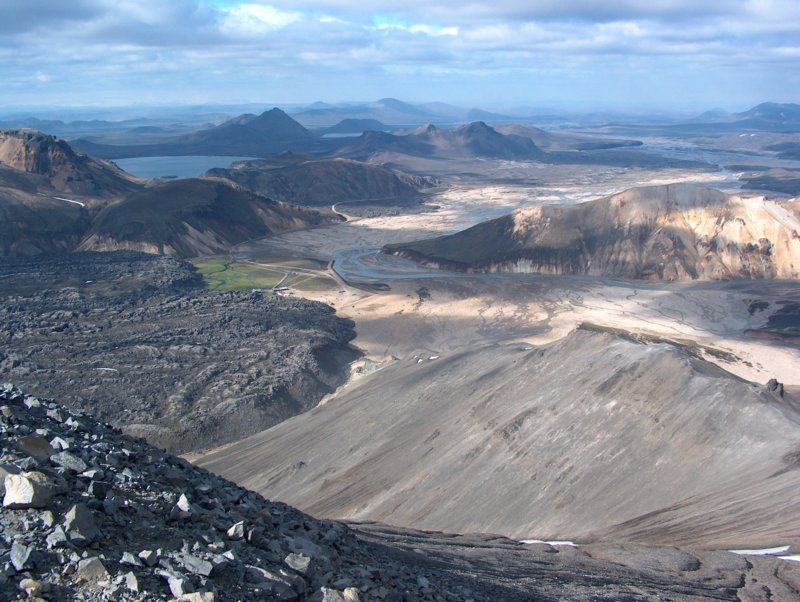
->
xmin=53 ymin=196 xmax=86 ymax=207
xmin=520 ymin=539 xmax=576 ymax=547
xmin=729 ymin=545 xmax=790 ymax=556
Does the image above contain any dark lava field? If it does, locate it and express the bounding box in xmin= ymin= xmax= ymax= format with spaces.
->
xmin=0 ymin=252 xmax=359 ymax=453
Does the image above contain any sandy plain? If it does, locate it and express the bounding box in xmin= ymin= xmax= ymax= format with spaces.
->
xmin=230 ymin=160 xmax=799 ymax=389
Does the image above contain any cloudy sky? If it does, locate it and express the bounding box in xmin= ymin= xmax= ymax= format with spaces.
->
xmin=1 ymin=0 xmax=798 ymax=113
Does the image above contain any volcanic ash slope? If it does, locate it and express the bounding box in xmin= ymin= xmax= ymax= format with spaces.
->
xmin=385 ymin=183 xmax=800 ymax=280
xmin=197 ymin=329 xmax=800 ymax=548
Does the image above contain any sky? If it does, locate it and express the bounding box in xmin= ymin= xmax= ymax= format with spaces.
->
xmin=1 ymin=0 xmax=799 ymax=114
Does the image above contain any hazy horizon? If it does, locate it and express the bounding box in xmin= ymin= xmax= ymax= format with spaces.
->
xmin=2 ymin=1 xmax=798 ymax=115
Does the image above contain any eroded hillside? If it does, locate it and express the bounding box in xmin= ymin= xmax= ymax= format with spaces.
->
xmin=386 ymin=183 xmax=800 ymax=280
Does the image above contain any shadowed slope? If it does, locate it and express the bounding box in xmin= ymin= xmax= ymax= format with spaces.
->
xmin=339 ymin=122 xmax=543 ymax=161
xmin=207 ymin=158 xmax=437 ymax=206
xmin=79 ymin=178 xmax=340 ymax=257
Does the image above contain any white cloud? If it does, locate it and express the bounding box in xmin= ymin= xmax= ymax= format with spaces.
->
xmin=0 ymin=0 xmax=798 ymax=109
xmin=408 ymin=24 xmax=458 ymax=37
xmin=222 ymin=3 xmax=304 ymax=33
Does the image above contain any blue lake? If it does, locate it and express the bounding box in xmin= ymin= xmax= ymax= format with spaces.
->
xmin=114 ymin=156 xmax=258 ymax=180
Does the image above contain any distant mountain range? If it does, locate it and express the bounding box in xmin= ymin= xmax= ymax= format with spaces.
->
xmin=678 ymin=102 xmax=800 ymax=133
xmin=290 ymin=97 xmax=508 ymax=129
xmin=339 ymin=122 xmax=544 ymax=161
xmin=72 ymin=108 xmax=325 ymax=159
xmin=12 ymin=100 xmax=793 ymax=165
xmin=385 ymin=183 xmax=800 ymax=281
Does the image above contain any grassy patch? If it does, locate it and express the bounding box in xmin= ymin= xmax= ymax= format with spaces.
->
xmin=291 ymin=276 xmax=339 ymax=292
xmin=248 ymin=252 xmax=328 ymax=271
xmin=192 ymin=257 xmax=286 ymax=292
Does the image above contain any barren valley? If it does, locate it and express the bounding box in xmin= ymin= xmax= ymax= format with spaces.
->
xmin=3 ymin=103 xmax=800 ymax=600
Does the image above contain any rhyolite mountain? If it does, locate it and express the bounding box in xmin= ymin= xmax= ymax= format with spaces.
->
xmin=79 ymin=177 xmax=340 ymax=257
xmin=196 ymin=328 xmax=800 ymax=549
xmin=72 ymin=108 xmax=319 ymax=159
xmin=0 ymin=132 xmax=336 ymax=258
xmin=0 ymin=129 xmax=141 ymax=197
xmin=384 ymin=183 xmax=800 ymax=280
xmin=206 ymin=158 xmax=438 ymax=207
xmin=0 ymin=130 xmax=141 ymax=255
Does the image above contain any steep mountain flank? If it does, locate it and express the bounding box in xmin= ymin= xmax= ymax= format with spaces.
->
xmin=196 ymin=329 xmax=800 ymax=548
xmin=0 ymin=183 xmax=91 ymax=256
xmin=78 ymin=178 xmax=340 ymax=257
xmin=0 ymin=252 xmax=358 ymax=453
xmin=206 ymin=158 xmax=437 ymax=207
xmin=0 ymin=129 xmax=140 ymax=197
xmin=385 ymin=183 xmax=800 ymax=280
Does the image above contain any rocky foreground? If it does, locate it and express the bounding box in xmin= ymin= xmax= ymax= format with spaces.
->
xmin=5 ymin=383 xmax=800 ymax=601
xmin=0 ymin=382 xmax=462 ymax=601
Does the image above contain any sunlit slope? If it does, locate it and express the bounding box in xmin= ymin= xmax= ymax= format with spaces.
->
xmin=197 ymin=329 xmax=800 ymax=548
xmin=385 ymin=183 xmax=800 ymax=280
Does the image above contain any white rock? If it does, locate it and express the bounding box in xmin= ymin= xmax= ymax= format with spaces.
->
xmin=180 ymin=593 xmax=216 ymax=602
xmin=226 ymin=521 xmax=245 ymax=540
xmin=321 ymin=587 xmax=346 ymax=602
xmin=3 ymin=471 xmax=56 ymax=509
xmin=75 ymin=557 xmax=109 ymax=583
xmin=124 ymin=571 xmax=139 ymax=593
